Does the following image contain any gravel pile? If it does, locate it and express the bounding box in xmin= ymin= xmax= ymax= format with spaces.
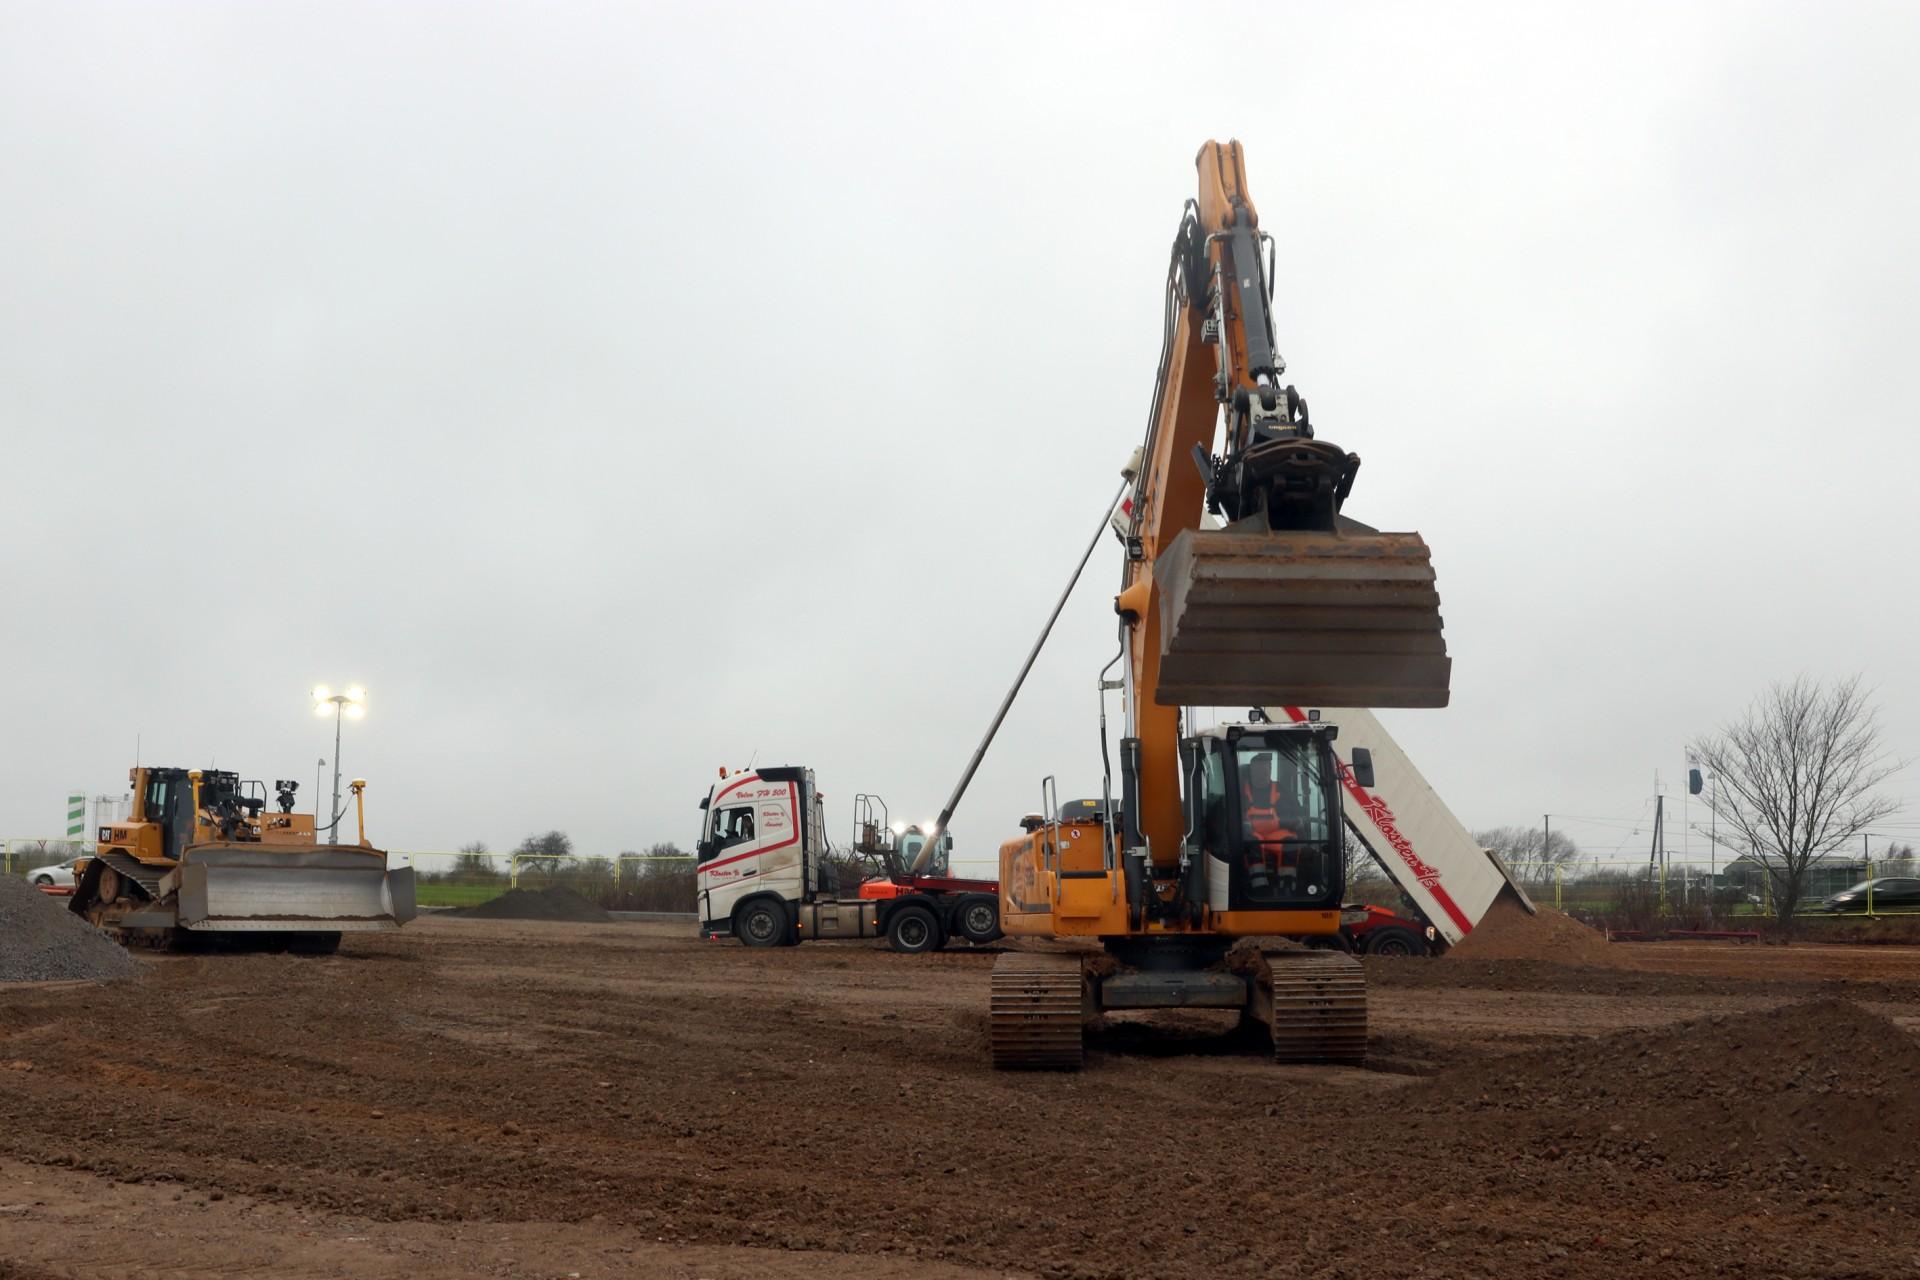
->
xmin=1448 ymin=892 xmax=1615 ymax=963
xmin=0 ymin=875 xmax=141 ymax=982
xmin=445 ymin=886 xmax=612 ymax=923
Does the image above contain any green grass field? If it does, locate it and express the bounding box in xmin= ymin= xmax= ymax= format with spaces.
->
xmin=412 ymin=881 xmax=507 ymax=908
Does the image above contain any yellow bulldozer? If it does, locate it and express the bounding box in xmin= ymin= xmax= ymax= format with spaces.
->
xmin=70 ymin=766 xmax=415 ymax=953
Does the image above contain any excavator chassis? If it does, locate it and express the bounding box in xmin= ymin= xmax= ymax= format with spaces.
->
xmin=1153 ymin=527 xmax=1449 ymax=709
xmin=989 ymin=947 xmax=1367 ymax=1070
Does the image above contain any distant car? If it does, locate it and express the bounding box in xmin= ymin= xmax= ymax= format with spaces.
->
xmin=1822 ymin=878 xmax=1920 ymax=913
xmin=26 ymin=856 xmax=80 ymax=888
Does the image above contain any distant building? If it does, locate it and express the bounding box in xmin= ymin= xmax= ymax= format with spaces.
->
xmin=1721 ymin=853 xmax=1868 ymax=901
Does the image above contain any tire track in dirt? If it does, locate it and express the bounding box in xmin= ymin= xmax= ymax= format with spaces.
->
xmin=5 ymin=918 xmax=1920 ymax=1278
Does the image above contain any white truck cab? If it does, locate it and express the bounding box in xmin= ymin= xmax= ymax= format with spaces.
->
xmin=697 ymin=767 xmax=829 ymax=941
xmin=696 ymin=766 xmax=1002 ymax=952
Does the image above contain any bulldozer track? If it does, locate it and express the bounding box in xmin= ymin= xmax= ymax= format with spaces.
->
xmin=1259 ymin=948 xmax=1368 ymax=1065
xmin=94 ymin=850 xmax=166 ymax=899
xmin=989 ymin=952 xmax=1083 ymax=1070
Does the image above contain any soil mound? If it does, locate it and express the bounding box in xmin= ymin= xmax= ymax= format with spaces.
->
xmin=0 ymin=876 xmax=141 ymax=982
xmin=1447 ymin=893 xmax=1613 ymax=963
xmin=1423 ymin=998 xmax=1920 ymax=1186
xmin=446 ymin=886 xmax=611 ymax=923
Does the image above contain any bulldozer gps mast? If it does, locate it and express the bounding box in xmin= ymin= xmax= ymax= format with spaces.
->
xmin=987 ymin=140 xmax=1451 ymax=1070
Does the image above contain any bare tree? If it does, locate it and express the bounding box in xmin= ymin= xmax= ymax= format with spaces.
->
xmin=1343 ymin=829 xmax=1390 ymax=895
xmin=1880 ymin=842 xmax=1918 ymax=878
xmin=513 ymin=830 xmax=574 ymax=887
xmin=1472 ymin=825 xmax=1581 ymax=883
xmin=626 ymin=841 xmax=695 ymax=911
xmin=452 ymin=840 xmax=499 ymax=882
xmin=1690 ymin=675 xmax=1903 ymax=928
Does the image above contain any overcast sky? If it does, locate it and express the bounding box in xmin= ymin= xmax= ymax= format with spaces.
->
xmin=4 ymin=1 xmax=1918 ymax=872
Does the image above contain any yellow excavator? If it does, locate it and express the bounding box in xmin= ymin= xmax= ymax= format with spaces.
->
xmin=986 ymin=140 xmax=1450 ymax=1068
xmin=70 ymin=766 xmax=415 ymax=953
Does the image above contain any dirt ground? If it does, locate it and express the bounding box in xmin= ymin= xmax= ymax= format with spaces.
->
xmin=5 ymin=918 xmax=1920 ymax=1280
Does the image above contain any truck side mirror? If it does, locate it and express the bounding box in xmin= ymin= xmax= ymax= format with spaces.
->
xmin=1349 ymin=748 xmax=1375 ymax=789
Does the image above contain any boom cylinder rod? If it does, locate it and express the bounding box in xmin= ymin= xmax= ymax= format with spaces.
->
xmin=909 ymin=477 xmax=1130 ymax=873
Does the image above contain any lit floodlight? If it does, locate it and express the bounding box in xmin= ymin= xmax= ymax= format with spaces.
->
xmin=344 ymin=703 xmax=366 ymax=720
xmin=314 ymin=703 xmax=333 ymax=717
xmin=345 ymin=685 xmax=366 ymax=704
xmin=312 ymin=685 xmax=331 ymax=704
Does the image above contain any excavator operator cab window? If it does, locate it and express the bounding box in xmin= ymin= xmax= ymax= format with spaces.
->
xmin=1191 ymin=732 xmax=1342 ymax=910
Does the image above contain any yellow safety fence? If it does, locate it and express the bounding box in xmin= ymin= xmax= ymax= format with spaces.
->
xmin=1509 ymin=858 xmax=1920 ymax=921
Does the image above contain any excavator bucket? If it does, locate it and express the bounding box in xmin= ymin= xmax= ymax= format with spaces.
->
xmin=176 ymin=844 xmax=417 ymax=932
xmin=1153 ymin=527 xmax=1450 ymax=708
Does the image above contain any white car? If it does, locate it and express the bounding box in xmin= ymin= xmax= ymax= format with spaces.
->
xmin=26 ymin=856 xmax=80 ymax=888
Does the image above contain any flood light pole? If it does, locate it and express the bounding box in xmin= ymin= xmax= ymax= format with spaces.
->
xmin=311 ymin=686 xmax=366 ymax=842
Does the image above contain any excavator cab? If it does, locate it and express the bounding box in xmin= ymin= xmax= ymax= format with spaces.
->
xmin=1183 ymin=724 xmax=1344 ymax=912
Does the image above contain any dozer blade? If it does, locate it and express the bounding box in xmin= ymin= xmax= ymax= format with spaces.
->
xmin=1153 ymin=527 xmax=1449 ymax=708
xmin=177 ymin=845 xmax=416 ymax=932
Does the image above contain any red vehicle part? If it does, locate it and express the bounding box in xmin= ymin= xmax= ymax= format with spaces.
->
xmin=858 ymin=874 xmax=999 ymax=900
xmin=1339 ymin=903 xmax=1434 ymax=956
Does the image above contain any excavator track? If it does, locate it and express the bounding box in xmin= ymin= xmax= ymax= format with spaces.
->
xmin=1256 ymin=949 xmax=1368 ymax=1065
xmin=989 ymin=952 xmax=1084 ymax=1070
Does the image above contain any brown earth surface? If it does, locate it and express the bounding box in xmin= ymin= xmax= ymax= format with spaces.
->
xmin=4 ymin=915 xmax=1920 ymax=1279
xmin=1445 ymin=896 xmax=1617 ymax=963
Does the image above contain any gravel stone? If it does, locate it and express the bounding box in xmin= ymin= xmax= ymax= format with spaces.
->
xmin=0 ymin=875 xmax=141 ymax=982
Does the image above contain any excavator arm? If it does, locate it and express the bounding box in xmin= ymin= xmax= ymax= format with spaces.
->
xmin=1115 ymin=140 xmax=1450 ymax=873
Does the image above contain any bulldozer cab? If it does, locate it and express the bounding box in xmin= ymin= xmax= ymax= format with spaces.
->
xmin=132 ymin=767 xmax=270 ymax=860
xmin=1184 ymin=725 xmax=1344 ymax=912
xmin=134 ymin=768 xmax=197 ymax=863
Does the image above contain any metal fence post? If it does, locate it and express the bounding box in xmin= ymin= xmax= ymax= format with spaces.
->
xmin=1867 ymin=860 xmax=1875 ymax=916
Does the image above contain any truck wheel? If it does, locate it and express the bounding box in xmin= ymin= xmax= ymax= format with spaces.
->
xmin=33 ymin=875 xmax=53 ymax=886
xmin=1305 ymin=933 xmax=1353 ymax=953
xmin=736 ymin=899 xmax=790 ymax=949
xmin=956 ymin=895 xmax=1001 ymax=945
xmin=1365 ymin=927 xmax=1426 ymax=957
xmin=885 ymin=905 xmax=941 ymax=955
